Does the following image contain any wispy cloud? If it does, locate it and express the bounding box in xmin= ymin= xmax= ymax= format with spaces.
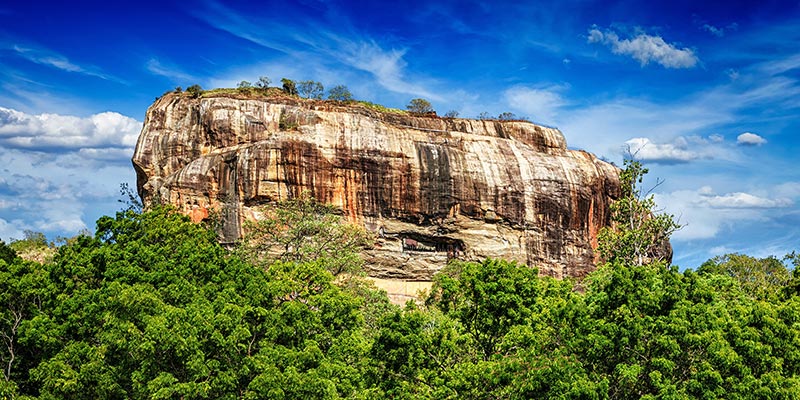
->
xmin=194 ymin=0 xmax=441 ymax=100
xmin=503 ymin=85 xmax=566 ymax=126
xmin=587 ymin=27 xmax=699 ymax=68
xmin=146 ymin=58 xmax=198 ymax=83
xmin=10 ymin=44 xmax=122 ymax=82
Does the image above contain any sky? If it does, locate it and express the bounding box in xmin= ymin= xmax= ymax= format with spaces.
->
xmin=0 ymin=0 xmax=798 ymax=268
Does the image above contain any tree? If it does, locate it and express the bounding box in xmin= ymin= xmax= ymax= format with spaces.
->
xmin=498 ymin=112 xmax=517 ymax=120
xmin=327 ymin=85 xmax=354 ymax=101
xmin=597 ymin=159 xmax=680 ymax=266
xmin=427 ymin=259 xmax=542 ymax=360
xmin=298 ymin=80 xmax=324 ymax=99
xmin=406 ymin=98 xmax=434 ymax=114
xmin=0 ymin=241 xmax=14 ymax=265
xmin=443 ymin=110 xmax=459 ymax=118
xmin=281 ymin=78 xmax=298 ymax=96
xmin=186 ymin=84 xmax=203 ymax=98
xmin=237 ymin=193 xmax=371 ymax=277
xmin=477 ymin=112 xmax=491 ymax=120
xmin=698 ymin=253 xmax=791 ymax=300
xmin=256 ymin=76 xmax=271 ymax=89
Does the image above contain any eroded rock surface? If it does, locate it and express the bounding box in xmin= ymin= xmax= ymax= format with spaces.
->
xmin=133 ymin=93 xmax=623 ymax=280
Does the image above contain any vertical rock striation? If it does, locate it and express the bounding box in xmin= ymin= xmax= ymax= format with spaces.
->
xmin=133 ymin=93 xmax=623 ymax=280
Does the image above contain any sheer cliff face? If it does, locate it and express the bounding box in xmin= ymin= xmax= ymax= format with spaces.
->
xmin=133 ymin=94 xmax=622 ymax=280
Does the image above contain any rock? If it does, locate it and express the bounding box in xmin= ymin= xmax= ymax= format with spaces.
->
xmin=133 ymin=93 xmax=625 ymax=281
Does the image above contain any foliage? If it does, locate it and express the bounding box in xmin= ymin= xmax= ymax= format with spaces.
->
xmin=327 ymin=85 xmax=354 ymax=102
xmin=281 ymin=78 xmax=298 ymax=96
xmin=256 ymin=76 xmax=271 ymax=89
xmin=406 ymin=98 xmax=434 ymax=114
xmin=355 ymin=100 xmax=406 ymax=114
xmin=477 ymin=111 xmax=491 ymax=120
xmin=698 ymin=253 xmax=792 ymax=300
xmin=298 ymin=80 xmax=324 ymax=99
xmin=0 ymin=240 xmax=15 ymax=265
xmin=186 ymin=84 xmax=203 ymax=98
xmin=597 ymin=159 xmax=680 ymax=266
xmin=9 ymin=230 xmax=49 ymax=253
xmin=497 ymin=112 xmax=517 ymax=120
xmin=0 ymin=188 xmax=796 ymax=398
xmin=237 ymin=80 xmax=252 ymax=89
xmin=0 ymin=206 xmax=386 ymax=399
xmin=237 ymin=193 xmax=372 ymax=277
xmin=443 ymin=110 xmax=459 ymax=118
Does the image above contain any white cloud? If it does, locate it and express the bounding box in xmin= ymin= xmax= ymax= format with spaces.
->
xmin=625 ymin=137 xmax=699 ymax=163
xmin=587 ymin=27 xmax=698 ymax=68
xmin=655 ymin=186 xmax=794 ymax=241
xmin=705 ymin=192 xmax=791 ymax=209
xmin=0 ymin=218 xmax=23 ymax=243
xmin=504 ymin=85 xmax=566 ymax=126
xmin=736 ymin=132 xmax=766 ymax=146
xmin=0 ymin=107 xmax=141 ymax=150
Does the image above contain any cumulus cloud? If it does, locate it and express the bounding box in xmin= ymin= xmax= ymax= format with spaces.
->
xmin=705 ymin=192 xmax=791 ymax=209
xmin=625 ymin=137 xmax=699 ymax=163
xmin=587 ymin=27 xmax=698 ymax=68
xmin=736 ymin=132 xmax=766 ymax=146
xmin=503 ymin=85 xmax=566 ymax=126
xmin=656 ymin=186 xmax=794 ymax=241
xmin=623 ymin=135 xmax=733 ymax=164
xmin=0 ymin=107 xmax=141 ymax=151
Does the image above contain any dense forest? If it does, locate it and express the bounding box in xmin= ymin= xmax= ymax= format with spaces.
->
xmin=0 ymin=163 xmax=798 ymax=399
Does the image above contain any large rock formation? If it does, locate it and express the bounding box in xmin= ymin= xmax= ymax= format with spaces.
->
xmin=133 ymin=93 xmax=623 ymax=282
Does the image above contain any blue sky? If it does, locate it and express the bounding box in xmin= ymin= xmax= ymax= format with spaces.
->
xmin=0 ymin=0 xmax=798 ymax=268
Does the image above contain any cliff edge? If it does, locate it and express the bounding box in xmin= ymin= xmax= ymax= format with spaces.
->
xmin=133 ymin=93 xmax=622 ymax=281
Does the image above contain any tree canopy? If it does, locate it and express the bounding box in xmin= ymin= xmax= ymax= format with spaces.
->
xmin=0 ymin=189 xmax=797 ymax=398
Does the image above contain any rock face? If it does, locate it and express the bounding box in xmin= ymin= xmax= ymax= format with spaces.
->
xmin=133 ymin=93 xmax=623 ymax=280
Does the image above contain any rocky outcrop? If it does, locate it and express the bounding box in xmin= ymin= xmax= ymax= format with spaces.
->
xmin=133 ymin=93 xmax=624 ymax=280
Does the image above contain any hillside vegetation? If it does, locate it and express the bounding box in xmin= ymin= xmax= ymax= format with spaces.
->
xmin=0 ymin=170 xmax=798 ymax=399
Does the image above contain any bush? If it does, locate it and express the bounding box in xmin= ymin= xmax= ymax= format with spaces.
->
xmin=444 ymin=110 xmax=459 ymax=118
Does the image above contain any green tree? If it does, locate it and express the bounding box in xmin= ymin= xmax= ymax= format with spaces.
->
xmin=281 ymin=78 xmax=298 ymax=96
xmin=298 ymin=80 xmax=324 ymax=99
xmin=186 ymin=84 xmax=203 ymax=98
xmin=443 ymin=110 xmax=459 ymax=118
xmin=597 ymin=159 xmax=679 ymax=266
xmin=256 ymin=76 xmax=271 ymax=89
xmin=427 ymin=259 xmax=541 ymax=360
xmin=237 ymin=80 xmax=252 ymax=89
xmin=406 ymin=98 xmax=434 ymax=114
xmin=477 ymin=112 xmax=491 ymax=120
xmin=497 ymin=112 xmax=517 ymax=120
xmin=698 ymin=253 xmax=791 ymax=300
xmin=0 ymin=241 xmax=16 ymax=265
xmin=237 ymin=193 xmax=371 ymax=277
xmin=327 ymin=85 xmax=354 ymax=101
